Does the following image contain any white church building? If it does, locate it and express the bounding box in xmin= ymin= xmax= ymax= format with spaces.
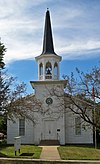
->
xmin=7 ymin=9 xmax=93 ymax=145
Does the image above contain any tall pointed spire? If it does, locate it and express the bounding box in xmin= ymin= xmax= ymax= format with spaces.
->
xmin=35 ymin=9 xmax=62 ymax=81
xmin=42 ymin=9 xmax=56 ymax=55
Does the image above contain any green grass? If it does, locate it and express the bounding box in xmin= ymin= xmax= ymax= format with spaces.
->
xmin=1 ymin=143 xmax=100 ymax=161
xmin=58 ymin=145 xmax=100 ymax=160
xmin=0 ymin=145 xmax=42 ymax=159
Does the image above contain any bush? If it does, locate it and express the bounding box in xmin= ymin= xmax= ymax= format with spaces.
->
xmin=0 ymin=139 xmax=7 ymax=146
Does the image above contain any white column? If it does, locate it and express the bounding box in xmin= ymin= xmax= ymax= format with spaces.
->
xmin=52 ymin=63 xmax=54 ymax=80
xmin=38 ymin=62 xmax=40 ymax=80
xmin=43 ymin=61 xmax=45 ymax=80
xmin=58 ymin=63 xmax=60 ymax=80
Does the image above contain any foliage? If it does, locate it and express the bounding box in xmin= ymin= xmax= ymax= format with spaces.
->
xmin=0 ymin=115 xmax=6 ymax=134
xmin=63 ymin=67 xmax=100 ymax=130
xmin=0 ymin=41 xmax=24 ymax=122
xmin=0 ymin=40 xmax=6 ymax=69
xmin=64 ymin=67 xmax=100 ymax=99
xmin=0 ymin=139 xmax=7 ymax=146
xmin=0 ymin=39 xmax=43 ymax=125
xmin=7 ymin=94 xmax=42 ymax=123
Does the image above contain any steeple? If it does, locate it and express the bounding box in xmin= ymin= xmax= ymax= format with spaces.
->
xmin=42 ymin=9 xmax=56 ymax=55
xmin=35 ymin=9 xmax=62 ymax=81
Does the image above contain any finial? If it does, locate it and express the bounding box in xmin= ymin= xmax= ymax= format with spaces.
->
xmin=47 ymin=8 xmax=49 ymax=11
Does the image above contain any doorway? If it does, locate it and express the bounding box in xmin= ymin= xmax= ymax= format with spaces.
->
xmin=44 ymin=120 xmax=57 ymax=140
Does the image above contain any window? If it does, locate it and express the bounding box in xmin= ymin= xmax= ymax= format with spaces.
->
xmin=19 ymin=118 xmax=25 ymax=136
xmin=45 ymin=62 xmax=52 ymax=75
xmin=75 ymin=117 xmax=81 ymax=135
xmin=45 ymin=62 xmax=52 ymax=79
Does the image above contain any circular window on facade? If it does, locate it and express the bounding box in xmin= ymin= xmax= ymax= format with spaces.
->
xmin=46 ymin=97 xmax=53 ymax=105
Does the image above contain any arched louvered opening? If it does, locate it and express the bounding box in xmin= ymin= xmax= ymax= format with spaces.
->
xmin=45 ymin=62 xmax=52 ymax=79
xmin=39 ymin=63 xmax=43 ymax=80
xmin=54 ymin=62 xmax=58 ymax=79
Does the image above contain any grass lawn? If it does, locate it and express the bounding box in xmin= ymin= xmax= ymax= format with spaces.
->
xmin=0 ymin=145 xmax=42 ymax=159
xmin=58 ymin=145 xmax=100 ymax=160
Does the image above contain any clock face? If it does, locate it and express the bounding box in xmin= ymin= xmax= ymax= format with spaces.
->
xmin=46 ymin=97 xmax=53 ymax=105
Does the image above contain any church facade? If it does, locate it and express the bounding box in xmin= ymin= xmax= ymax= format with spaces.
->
xmin=7 ymin=10 xmax=93 ymax=145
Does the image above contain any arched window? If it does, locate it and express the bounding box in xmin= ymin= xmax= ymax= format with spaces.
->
xmin=45 ymin=62 xmax=52 ymax=79
xmin=54 ymin=62 xmax=58 ymax=76
xmin=45 ymin=62 xmax=52 ymax=75
xmin=39 ymin=63 xmax=43 ymax=75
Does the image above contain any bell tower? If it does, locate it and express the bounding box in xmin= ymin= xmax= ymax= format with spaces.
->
xmin=35 ymin=9 xmax=62 ymax=81
xmin=30 ymin=9 xmax=67 ymax=145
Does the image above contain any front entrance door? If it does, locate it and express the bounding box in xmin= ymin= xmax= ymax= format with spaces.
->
xmin=44 ymin=120 xmax=57 ymax=140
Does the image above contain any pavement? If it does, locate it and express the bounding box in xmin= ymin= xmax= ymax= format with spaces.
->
xmin=40 ymin=146 xmax=61 ymax=160
xmin=0 ymin=158 xmax=100 ymax=163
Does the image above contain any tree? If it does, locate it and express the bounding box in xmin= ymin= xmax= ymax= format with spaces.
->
xmin=0 ymin=115 xmax=6 ymax=134
xmin=0 ymin=40 xmax=43 ymax=128
xmin=0 ymin=40 xmax=7 ymax=133
xmin=0 ymin=40 xmax=6 ymax=69
xmin=63 ymin=67 xmax=100 ymax=130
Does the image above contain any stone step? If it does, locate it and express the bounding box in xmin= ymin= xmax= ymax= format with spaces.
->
xmin=39 ymin=140 xmax=60 ymax=146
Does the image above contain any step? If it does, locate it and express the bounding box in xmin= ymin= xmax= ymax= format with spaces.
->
xmin=39 ymin=140 xmax=60 ymax=146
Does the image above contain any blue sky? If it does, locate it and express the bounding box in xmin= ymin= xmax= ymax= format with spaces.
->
xmin=0 ymin=0 xmax=100 ymax=93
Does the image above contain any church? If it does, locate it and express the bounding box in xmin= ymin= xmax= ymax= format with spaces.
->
xmin=7 ymin=9 xmax=93 ymax=145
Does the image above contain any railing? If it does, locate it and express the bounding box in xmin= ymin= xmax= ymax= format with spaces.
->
xmin=39 ymin=75 xmax=43 ymax=80
xmin=39 ymin=75 xmax=58 ymax=80
xmin=45 ymin=75 xmax=52 ymax=79
xmin=54 ymin=75 xmax=58 ymax=80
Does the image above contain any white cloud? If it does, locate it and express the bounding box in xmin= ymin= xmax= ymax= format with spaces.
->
xmin=4 ymin=40 xmax=42 ymax=64
xmin=57 ymin=40 xmax=100 ymax=59
xmin=0 ymin=0 xmax=100 ymax=64
xmin=60 ymin=40 xmax=100 ymax=52
xmin=5 ymin=38 xmax=100 ymax=65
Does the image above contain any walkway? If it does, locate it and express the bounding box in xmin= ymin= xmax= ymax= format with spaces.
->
xmin=40 ymin=146 xmax=61 ymax=160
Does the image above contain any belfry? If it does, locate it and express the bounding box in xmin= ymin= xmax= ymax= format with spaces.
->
xmin=35 ymin=9 xmax=62 ymax=81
